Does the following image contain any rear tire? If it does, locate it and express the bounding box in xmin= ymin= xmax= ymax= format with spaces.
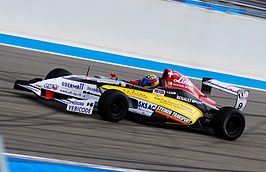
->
xmin=98 ymin=90 xmax=129 ymax=122
xmin=212 ymin=107 xmax=245 ymax=141
xmin=45 ymin=68 xmax=72 ymax=79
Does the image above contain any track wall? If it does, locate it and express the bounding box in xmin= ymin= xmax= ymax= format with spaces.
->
xmin=0 ymin=0 xmax=265 ymax=80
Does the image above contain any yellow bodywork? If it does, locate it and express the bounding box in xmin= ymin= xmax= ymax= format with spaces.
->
xmin=102 ymin=85 xmax=203 ymax=125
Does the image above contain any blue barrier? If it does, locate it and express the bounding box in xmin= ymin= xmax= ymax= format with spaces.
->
xmin=0 ymin=33 xmax=265 ymax=90
xmin=182 ymin=0 xmax=243 ymax=14
xmin=174 ymin=0 xmax=266 ymax=17
xmin=7 ymin=157 xmax=117 ymax=172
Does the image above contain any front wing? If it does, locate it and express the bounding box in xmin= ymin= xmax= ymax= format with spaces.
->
xmin=14 ymin=79 xmax=96 ymax=115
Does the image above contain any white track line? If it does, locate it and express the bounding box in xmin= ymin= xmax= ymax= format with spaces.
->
xmin=4 ymin=153 xmax=148 ymax=172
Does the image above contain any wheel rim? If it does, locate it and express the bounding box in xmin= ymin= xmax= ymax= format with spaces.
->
xmin=111 ymin=98 xmax=125 ymax=117
xmin=226 ymin=115 xmax=242 ymax=136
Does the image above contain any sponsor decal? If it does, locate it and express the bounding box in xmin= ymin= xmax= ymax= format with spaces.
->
xmin=81 ymin=84 xmax=101 ymax=96
xmin=68 ymin=101 xmax=84 ymax=106
xmin=138 ymin=101 xmax=157 ymax=111
xmin=67 ymin=99 xmax=95 ymax=115
xmin=87 ymin=86 xmax=100 ymax=93
xmin=176 ymin=96 xmax=203 ymax=105
xmin=156 ymin=106 xmax=172 ymax=115
xmin=154 ymin=96 xmax=195 ymax=113
xmin=168 ymin=70 xmax=178 ymax=78
xmin=130 ymin=90 xmax=148 ymax=99
xmin=44 ymin=83 xmax=59 ymax=90
xmin=171 ymin=111 xmax=191 ymax=124
xmin=156 ymin=106 xmax=191 ymax=124
xmin=173 ymin=76 xmax=193 ymax=87
xmin=153 ymin=88 xmax=165 ymax=95
xmin=205 ymin=80 xmax=240 ymax=94
xmin=100 ymin=85 xmax=148 ymax=99
xmin=167 ymin=69 xmax=193 ymax=88
xmin=166 ymin=91 xmax=176 ymax=95
xmin=129 ymin=100 xmax=157 ymax=117
xmin=60 ymin=89 xmax=83 ymax=97
xmin=61 ymin=82 xmax=84 ymax=90
xmin=67 ymin=105 xmax=92 ymax=114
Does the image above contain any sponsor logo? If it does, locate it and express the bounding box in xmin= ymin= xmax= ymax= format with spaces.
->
xmin=171 ymin=111 xmax=191 ymax=124
xmin=154 ymin=96 xmax=195 ymax=113
xmin=129 ymin=100 xmax=157 ymax=117
xmin=167 ymin=81 xmax=172 ymax=86
xmin=68 ymin=101 xmax=84 ymax=106
xmin=168 ymin=70 xmax=179 ymax=78
xmin=67 ymin=105 xmax=92 ymax=114
xmin=176 ymin=96 xmax=203 ymax=105
xmin=156 ymin=106 xmax=172 ymax=115
xmin=173 ymin=76 xmax=193 ymax=87
xmin=130 ymin=90 xmax=148 ymax=99
xmin=156 ymin=106 xmax=191 ymax=124
xmin=153 ymin=88 xmax=165 ymax=95
xmin=166 ymin=91 xmax=176 ymax=95
xmin=60 ymin=89 xmax=83 ymax=97
xmin=138 ymin=101 xmax=157 ymax=111
xmin=61 ymin=82 xmax=84 ymax=90
xmin=205 ymin=81 xmax=238 ymax=94
xmin=87 ymin=86 xmax=100 ymax=93
xmin=44 ymin=83 xmax=59 ymax=90
xmin=67 ymin=99 xmax=95 ymax=115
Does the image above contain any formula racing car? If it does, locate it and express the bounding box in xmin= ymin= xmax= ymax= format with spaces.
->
xmin=14 ymin=68 xmax=249 ymax=140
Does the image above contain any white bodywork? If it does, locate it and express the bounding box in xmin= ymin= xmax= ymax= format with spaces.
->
xmin=203 ymin=79 xmax=249 ymax=111
xmin=19 ymin=75 xmax=128 ymax=115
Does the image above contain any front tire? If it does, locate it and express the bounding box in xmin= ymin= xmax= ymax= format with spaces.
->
xmin=45 ymin=68 xmax=72 ymax=79
xmin=212 ymin=107 xmax=245 ymax=141
xmin=98 ymin=90 xmax=129 ymax=122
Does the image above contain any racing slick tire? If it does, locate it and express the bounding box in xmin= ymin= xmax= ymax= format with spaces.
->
xmin=98 ymin=90 xmax=129 ymax=122
xmin=45 ymin=68 xmax=72 ymax=79
xmin=212 ymin=107 xmax=245 ymax=141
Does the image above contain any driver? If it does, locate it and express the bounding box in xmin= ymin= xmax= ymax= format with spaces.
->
xmin=130 ymin=74 xmax=159 ymax=88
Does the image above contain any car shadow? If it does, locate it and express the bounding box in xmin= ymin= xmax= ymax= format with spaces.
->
xmin=125 ymin=113 xmax=214 ymax=138
xmin=11 ymin=90 xmax=215 ymax=138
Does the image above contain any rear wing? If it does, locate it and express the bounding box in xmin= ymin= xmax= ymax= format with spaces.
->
xmin=201 ymin=78 xmax=249 ymax=111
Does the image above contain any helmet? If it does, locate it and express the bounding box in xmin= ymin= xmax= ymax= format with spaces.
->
xmin=141 ymin=74 xmax=159 ymax=88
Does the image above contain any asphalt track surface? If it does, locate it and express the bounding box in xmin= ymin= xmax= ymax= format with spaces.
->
xmin=0 ymin=45 xmax=266 ymax=172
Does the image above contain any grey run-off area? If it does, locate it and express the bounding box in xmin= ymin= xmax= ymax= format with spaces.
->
xmin=0 ymin=45 xmax=266 ymax=171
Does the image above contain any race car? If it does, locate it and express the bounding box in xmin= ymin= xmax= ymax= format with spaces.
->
xmin=14 ymin=68 xmax=249 ymax=140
